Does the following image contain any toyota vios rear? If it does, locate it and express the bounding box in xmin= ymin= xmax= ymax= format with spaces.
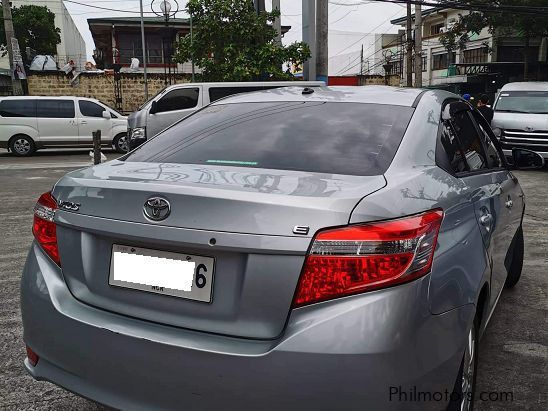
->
xmin=21 ymin=87 xmax=523 ymax=410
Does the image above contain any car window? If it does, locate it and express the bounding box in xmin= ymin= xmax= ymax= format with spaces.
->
xmin=450 ymin=111 xmax=488 ymax=172
xmin=0 ymin=99 xmax=36 ymax=117
xmin=440 ymin=121 xmax=468 ymax=173
xmin=79 ymin=100 xmax=106 ymax=118
xmin=37 ymin=100 xmax=75 ymax=118
xmin=473 ymin=112 xmax=503 ymax=169
xmin=155 ymin=88 xmax=199 ymax=113
xmin=494 ymin=91 xmax=548 ymax=114
xmin=208 ymin=86 xmax=275 ymax=103
xmin=126 ymin=102 xmax=415 ymax=176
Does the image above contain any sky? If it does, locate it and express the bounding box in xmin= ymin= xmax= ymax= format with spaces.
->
xmin=60 ymin=0 xmax=408 ymax=61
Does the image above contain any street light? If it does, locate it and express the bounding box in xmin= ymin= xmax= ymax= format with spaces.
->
xmin=151 ymin=0 xmax=179 ymax=86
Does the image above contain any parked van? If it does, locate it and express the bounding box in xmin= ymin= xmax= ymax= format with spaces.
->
xmin=492 ymin=82 xmax=548 ymax=160
xmin=127 ymin=81 xmax=324 ymax=147
xmin=0 ymin=96 xmax=128 ymax=156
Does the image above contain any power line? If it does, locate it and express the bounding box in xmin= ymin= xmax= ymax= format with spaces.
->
xmin=63 ymin=0 xmax=157 ymax=14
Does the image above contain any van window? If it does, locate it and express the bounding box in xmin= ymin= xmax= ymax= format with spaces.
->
xmin=37 ymin=100 xmax=75 ymax=118
xmin=0 ymin=99 xmax=36 ymax=117
xmin=209 ymin=86 xmax=274 ymax=103
xmin=155 ymin=88 xmax=199 ymax=113
xmin=494 ymin=91 xmax=548 ymax=114
xmin=127 ymin=102 xmax=414 ymax=176
xmin=79 ymin=100 xmax=106 ymax=118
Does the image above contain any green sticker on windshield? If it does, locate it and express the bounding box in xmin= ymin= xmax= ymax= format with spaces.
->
xmin=206 ymin=160 xmax=258 ymax=166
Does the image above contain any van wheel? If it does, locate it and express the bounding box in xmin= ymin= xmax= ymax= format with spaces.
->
xmin=9 ymin=135 xmax=36 ymax=156
xmin=112 ymin=133 xmax=128 ymax=153
xmin=505 ymin=226 xmax=524 ymax=289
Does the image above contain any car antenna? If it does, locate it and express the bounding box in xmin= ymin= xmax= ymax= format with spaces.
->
xmin=302 ymin=87 xmax=315 ymax=95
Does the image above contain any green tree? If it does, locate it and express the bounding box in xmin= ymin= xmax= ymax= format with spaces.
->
xmin=173 ymin=0 xmax=310 ymax=81
xmin=439 ymin=0 xmax=548 ymax=80
xmin=0 ymin=4 xmax=61 ymax=63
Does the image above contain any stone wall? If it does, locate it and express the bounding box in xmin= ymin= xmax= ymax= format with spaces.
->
xmin=358 ymin=74 xmax=401 ymax=87
xmin=26 ymin=72 xmax=190 ymax=113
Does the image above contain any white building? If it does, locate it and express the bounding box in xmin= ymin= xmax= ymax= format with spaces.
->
xmin=0 ymin=0 xmax=87 ymax=71
xmin=328 ymin=30 xmax=400 ymax=76
xmin=389 ymin=7 xmax=494 ymax=87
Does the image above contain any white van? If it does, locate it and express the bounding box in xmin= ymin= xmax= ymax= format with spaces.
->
xmin=127 ymin=81 xmax=324 ymax=148
xmin=0 ymin=96 xmax=128 ymax=156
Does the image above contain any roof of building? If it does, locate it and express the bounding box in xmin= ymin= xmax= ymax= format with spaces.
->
xmin=391 ymin=7 xmax=445 ymax=25
xmin=214 ymin=85 xmax=426 ymax=107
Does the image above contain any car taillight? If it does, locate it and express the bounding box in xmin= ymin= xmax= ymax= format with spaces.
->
xmin=293 ymin=209 xmax=444 ymax=307
xmin=26 ymin=345 xmax=39 ymax=367
xmin=33 ymin=191 xmax=60 ymax=266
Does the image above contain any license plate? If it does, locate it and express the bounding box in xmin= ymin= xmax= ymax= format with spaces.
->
xmin=109 ymin=244 xmax=214 ymax=302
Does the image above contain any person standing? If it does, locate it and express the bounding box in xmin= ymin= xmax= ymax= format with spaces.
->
xmin=477 ymin=94 xmax=494 ymax=125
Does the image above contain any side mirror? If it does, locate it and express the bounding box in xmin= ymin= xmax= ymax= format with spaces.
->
xmin=102 ymin=110 xmax=111 ymax=119
xmin=150 ymin=101 xmax=159 ymax=114
xmin=511 ymin=148 xmax=545 ymax=170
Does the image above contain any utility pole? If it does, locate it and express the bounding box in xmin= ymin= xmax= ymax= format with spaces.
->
xmin=414 ymin=3 xmax=422 ymax=87
xmin=2 ymin=0 xmax=23 ymax=95
xmin=254 ymin=0 xmax=265 ymax=14
xmin=272 ymin=0 xmax=281 ymax=45
xmin=315 ymin=0 xmax=328 ymax=83
xmin=139 ymin=0 xmax=148 ymax=100
xmin=405 ymin=0 xmax=413 ymax=87
xmin=360 ymin=44 xmax=364 ymax=75
xmin=302 ymin=0 xmax=316 ymax=81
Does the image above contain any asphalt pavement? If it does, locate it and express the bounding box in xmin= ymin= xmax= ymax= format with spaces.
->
xmin=0 ymin=149 xmax=546 ymax=410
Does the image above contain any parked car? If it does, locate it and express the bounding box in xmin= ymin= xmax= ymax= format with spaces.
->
xmin=492 ymin=81 xmax=548 ymax=160
xmin=127 ymin=81 xmax=324 ymax=148
xmin=0 ymin=96 xmax=128 ymax=156
xmin=21 ymin=86 xmax=543 ymax=410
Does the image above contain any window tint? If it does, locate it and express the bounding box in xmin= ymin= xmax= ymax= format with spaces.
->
xmin=127 ymin=102 xmax=414 ymax=176
xmin=155 ymin=88 xmax=199 ymax=113
xmin=0 ymin=99 xmax=36 ymax=117
xmin=208 ymin=86 xmax=274 ymax=103
xmin=449 ymin=111 xmax=488 ymax=172
xmin=473 ymin=112 xmax=502 ymax=169
xmin=440 ymin=122 xmax=468 ymax=173
xmin=37 ymin=100 xmax=75 ymax=118
xmin=79 ymin=100 xmax=106 ymax=118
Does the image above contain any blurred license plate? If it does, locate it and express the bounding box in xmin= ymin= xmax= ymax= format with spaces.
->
xmin=109 ymin=244 xmax=214 ymax=302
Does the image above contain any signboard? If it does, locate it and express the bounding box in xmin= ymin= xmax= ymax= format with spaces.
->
xmin=11 ymin=37 xmax=27 ymax=80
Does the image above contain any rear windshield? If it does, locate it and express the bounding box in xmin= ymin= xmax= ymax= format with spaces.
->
xmin=126 ymin=102 xmax=414 ymax=176
xmin=494 ymin=91 xmax=548 ymax=114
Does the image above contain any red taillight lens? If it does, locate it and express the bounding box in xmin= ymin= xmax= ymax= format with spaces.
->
xmin=32 ymin=191 xmax=60 ymax=266
xmin=293 ymin=209 xmax=444 ymax=307
xmin=26 ymin=345 xmax=39 ymax=367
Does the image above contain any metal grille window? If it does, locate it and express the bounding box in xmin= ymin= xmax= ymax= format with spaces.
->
xmin=463 ymin=47 xmax=488 ymax=64
xmin=411 ymin=56 xmax=428 ymax=72
xmin=430 ymin=23 xmax=445 ymax=36
xmin=432 ymin=52 xmax=455 ymax=70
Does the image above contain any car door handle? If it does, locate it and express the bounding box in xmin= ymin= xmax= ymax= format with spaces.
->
xmin=80 ymin=121 xmax=87 ymax=125
xmin=479 ymin=213 xmax=493 ymax=227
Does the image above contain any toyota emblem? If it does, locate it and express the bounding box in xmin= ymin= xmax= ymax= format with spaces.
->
xmin=143 ymin=197 xmax=171 ymax=221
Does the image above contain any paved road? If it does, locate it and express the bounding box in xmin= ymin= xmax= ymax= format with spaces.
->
xmin=0 ymin=151 xmax=546 ymax=410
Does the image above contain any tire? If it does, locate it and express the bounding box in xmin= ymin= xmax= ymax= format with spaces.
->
xmin=447 ymin=316 xmax=479 ymax=411
xmin=504 ymin=226 xmax=524 ymax=289
xmin=112 ymin=133 xmax=128 ymax=154
xmin=9 ymin=135 xmax=36 ymax=156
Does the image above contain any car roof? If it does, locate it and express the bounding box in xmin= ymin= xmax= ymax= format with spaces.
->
xmin=0 ymin=96 xmax=95 ymax=101
xmin=211 ymin=85 xmax=426 ymax=107
xmin=499 ymin=82 xmax=548 ymax=91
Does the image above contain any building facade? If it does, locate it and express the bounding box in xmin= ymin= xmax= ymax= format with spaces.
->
xmin=0 ymin=0 xmax=87 ymax=71
xmin=390 ymin=7 xmax=548 ymax=93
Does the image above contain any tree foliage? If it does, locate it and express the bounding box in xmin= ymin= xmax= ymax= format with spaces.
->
xmin=438 ymin=0 xmax=548 ymax=76
xmin=173 ymin=0 xmax=310 ymax=81
xmin=0 ymin=5 xmax=61 ymax=63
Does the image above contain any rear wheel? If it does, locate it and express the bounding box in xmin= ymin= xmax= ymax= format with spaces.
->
xmin=9 ymin=135 xmax=36 ymax=156
xmin=505 ymin=226 xmax=524 ymax=289
xmin=112 ymin=133 xmax=128 ymax=153
xmin=448 ymin=316 xmax=478 ymax=411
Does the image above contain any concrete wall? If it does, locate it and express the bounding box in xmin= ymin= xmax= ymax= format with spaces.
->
xmin=26 ymin=72 xmax=190 ymax=114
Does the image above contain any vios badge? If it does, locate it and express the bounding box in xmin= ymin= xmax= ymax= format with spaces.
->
xmin=143 ymin=197 xmax=171 ymax=221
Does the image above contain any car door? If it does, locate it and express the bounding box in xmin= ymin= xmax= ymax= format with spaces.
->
xmin=77 ymin=100 xmax=113 ymax=145
xmin=147 ymin=86 xmax=201 ymax=138
xmin=472 ymin=110 xmax=524 ymax=294
xmin=36 ymin=99 xmax=78 ymax=145
xmin=444 ymin=101 xmax=506 ymax=308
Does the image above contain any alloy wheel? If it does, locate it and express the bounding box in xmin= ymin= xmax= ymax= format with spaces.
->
xmin=13 ymin=138 xmax=31 ymax=155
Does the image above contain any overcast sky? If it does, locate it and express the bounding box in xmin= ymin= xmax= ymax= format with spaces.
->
xmin=62 ymin=0 xmax=407 ymax=60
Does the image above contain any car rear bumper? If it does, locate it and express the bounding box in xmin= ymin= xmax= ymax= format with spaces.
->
xmin=21 ymin=243 xmax=474 ymax=411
